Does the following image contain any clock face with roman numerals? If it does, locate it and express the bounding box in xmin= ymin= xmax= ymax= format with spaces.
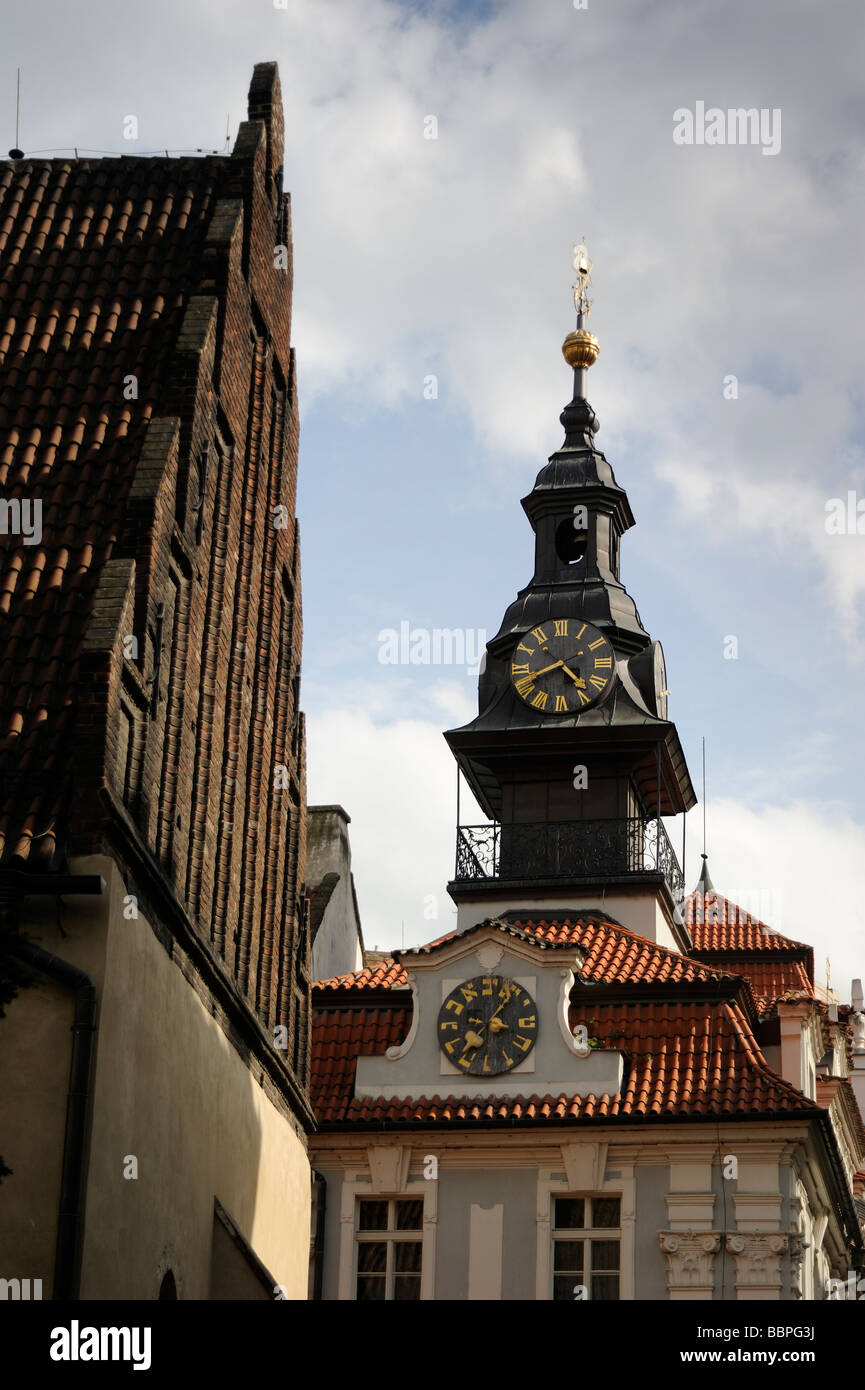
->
xmin=509 ymin=617 xmax=614 ymax=714
xmin=437 ymin=975 xmax=538 ymax=1075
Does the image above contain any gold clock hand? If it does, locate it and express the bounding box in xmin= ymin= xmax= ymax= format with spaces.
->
xmin=489 ymin=995 xmax=514 ymax=1028
xmin=561 ymin=663 xmax=587 ymax=690
xmin=525 ymin=658 xmax=564 ymax=679
xmin=488 ymin=1016 xmax=509 ymax=1034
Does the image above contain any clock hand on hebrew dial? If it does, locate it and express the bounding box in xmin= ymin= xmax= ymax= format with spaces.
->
xmin=487 ymin=990 xmax=514 ymax=1026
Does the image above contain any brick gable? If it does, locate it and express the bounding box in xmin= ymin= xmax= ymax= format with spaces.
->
xmin=0 ymin=63 xmax=308 ymax=1093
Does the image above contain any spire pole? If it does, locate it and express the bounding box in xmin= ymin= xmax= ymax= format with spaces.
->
xmin=702 ymin=735 xmax=707 ymax=857
xmin=696 ymin=735 xmax=714 ymax=893
xmin=562 ymin=238 xmax=599 ymax=399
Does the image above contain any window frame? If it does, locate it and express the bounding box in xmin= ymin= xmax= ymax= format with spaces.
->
xmin=355 ymin=1195 xmax=424 ymax=1301
xmin=337 ymin=1168 xmax=437 ymax=1301
xmin=550 ymin=1193 xmax=622 ymax=1302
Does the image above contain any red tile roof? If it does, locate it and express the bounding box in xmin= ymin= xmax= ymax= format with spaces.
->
xmin=0 ymin=153 xmax=230 ymax=866
xmin=685 ymin=890 xmax=809 ymax=953
xmin=316 ymin=958 xmax=410 ymax=993
xmin=314 ymin=914 xmax=734 ymax=993
xmin=311 ymin=1005 xmax=411 ymax=1122
xmin=311 ymin=994 xmax=817 ymax=1126
xmin=683 ymin=890 xmax=815 ymax=1017
xmin=699 ymin=958 xmax=814 ymax=1016
xmin=311 ymin=914 xmax=820 ymax=1127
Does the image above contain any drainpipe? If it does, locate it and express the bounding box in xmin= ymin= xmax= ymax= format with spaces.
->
xmin=311 ymin=1170 xmax=327 ymax=1300
xmin=14 ymin=942 xmax=97 ymax=1301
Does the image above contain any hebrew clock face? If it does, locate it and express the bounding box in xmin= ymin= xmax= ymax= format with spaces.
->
xmin=510 ymin=617 xmax=614 ymax=714
xmin=437 ymin=975 xmax=538 ymax=1075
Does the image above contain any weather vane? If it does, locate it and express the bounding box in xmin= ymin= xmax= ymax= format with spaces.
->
xmin=572 ymin=238 xmax=593 ymax=320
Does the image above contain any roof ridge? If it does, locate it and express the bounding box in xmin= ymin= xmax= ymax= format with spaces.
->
xmin=312 ymin=914 xmax=750 ymax=997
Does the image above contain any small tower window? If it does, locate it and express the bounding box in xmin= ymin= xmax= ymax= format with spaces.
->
xmin=555 ymin=518 xmax=587 ymax=566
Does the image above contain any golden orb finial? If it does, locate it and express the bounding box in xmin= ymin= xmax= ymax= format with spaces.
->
xmin=562 ymin=327 xmax=600 ymax=370
xmin=562 ymin=238 xmax=599 ymax=375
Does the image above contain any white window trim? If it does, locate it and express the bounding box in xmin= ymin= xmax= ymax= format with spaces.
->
xmin=354 ymin=1198 xmax=425 ymax=1300
xmin=536 ymin=1163 xmax=635 ymax=1300
xmin=338 ymin=1170 xmax=438 ymax=1301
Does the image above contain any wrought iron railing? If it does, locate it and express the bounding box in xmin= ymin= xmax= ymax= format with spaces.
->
xmin=454 ymin=817 xmax=684 ymax=904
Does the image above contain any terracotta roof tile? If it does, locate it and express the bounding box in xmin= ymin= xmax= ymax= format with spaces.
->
xmin=315 ymin=959 xmax=410 ymax=992
xmin=311 ymin=991 xmax=816 ymax=1127
xmin=314 ymin=913 xmax=732 ymax=993
xmin=310 ymin=1006 xmax=411 ymax=1120
xmin=701 ymin=958 xmax=814 ymax=1016
xmin=685 ymin=890 xmax=809 ymax=952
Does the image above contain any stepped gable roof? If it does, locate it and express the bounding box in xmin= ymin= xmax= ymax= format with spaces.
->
xmin=311 ymin=913 xmax=817 ymax=1128
xmin=0 ymin=153 xmax=228 ymax=865
xmin=0 ymin=63 xmax=283 ymax=869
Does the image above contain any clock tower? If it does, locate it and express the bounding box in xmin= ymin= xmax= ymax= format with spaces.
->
xmin=445 ymin=244 xmax=696 ymax=950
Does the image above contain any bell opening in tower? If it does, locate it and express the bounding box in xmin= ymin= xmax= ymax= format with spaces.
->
xmin=555 ymin=517 xmax=588 ymax=566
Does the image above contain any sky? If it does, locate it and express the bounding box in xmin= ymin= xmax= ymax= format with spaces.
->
xmin=4 ymin=0 xmax=864 ymax=993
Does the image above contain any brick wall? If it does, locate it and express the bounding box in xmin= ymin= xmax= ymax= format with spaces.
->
xmin=79 ymin=65 xmax=309 ymax=1091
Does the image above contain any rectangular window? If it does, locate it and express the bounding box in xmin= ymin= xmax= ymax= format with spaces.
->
xmin=356 ymin=1197 xmax=423 ymax=1301
xmin=552 ymin=1195 xmax=620 ymax=1301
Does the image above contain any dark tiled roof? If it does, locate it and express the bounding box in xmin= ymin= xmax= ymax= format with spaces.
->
xmin=0 ymin=153 xmax=229 ymax=866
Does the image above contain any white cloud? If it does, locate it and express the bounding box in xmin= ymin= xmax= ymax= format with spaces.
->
xmin=308 ymin=698 xmax=865 ymax=1007
xmin=687 ymin=797 xmax=865 ymax=1000
xmin=269 ymin=0 xmax=865 ymax=625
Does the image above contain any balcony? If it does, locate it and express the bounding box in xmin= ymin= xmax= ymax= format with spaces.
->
xmin=454 ymin=816 xmax=684 ymax=905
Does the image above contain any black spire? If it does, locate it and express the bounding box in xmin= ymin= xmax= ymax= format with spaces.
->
xmin=694 ymin=853 xmax=715 ymax=894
